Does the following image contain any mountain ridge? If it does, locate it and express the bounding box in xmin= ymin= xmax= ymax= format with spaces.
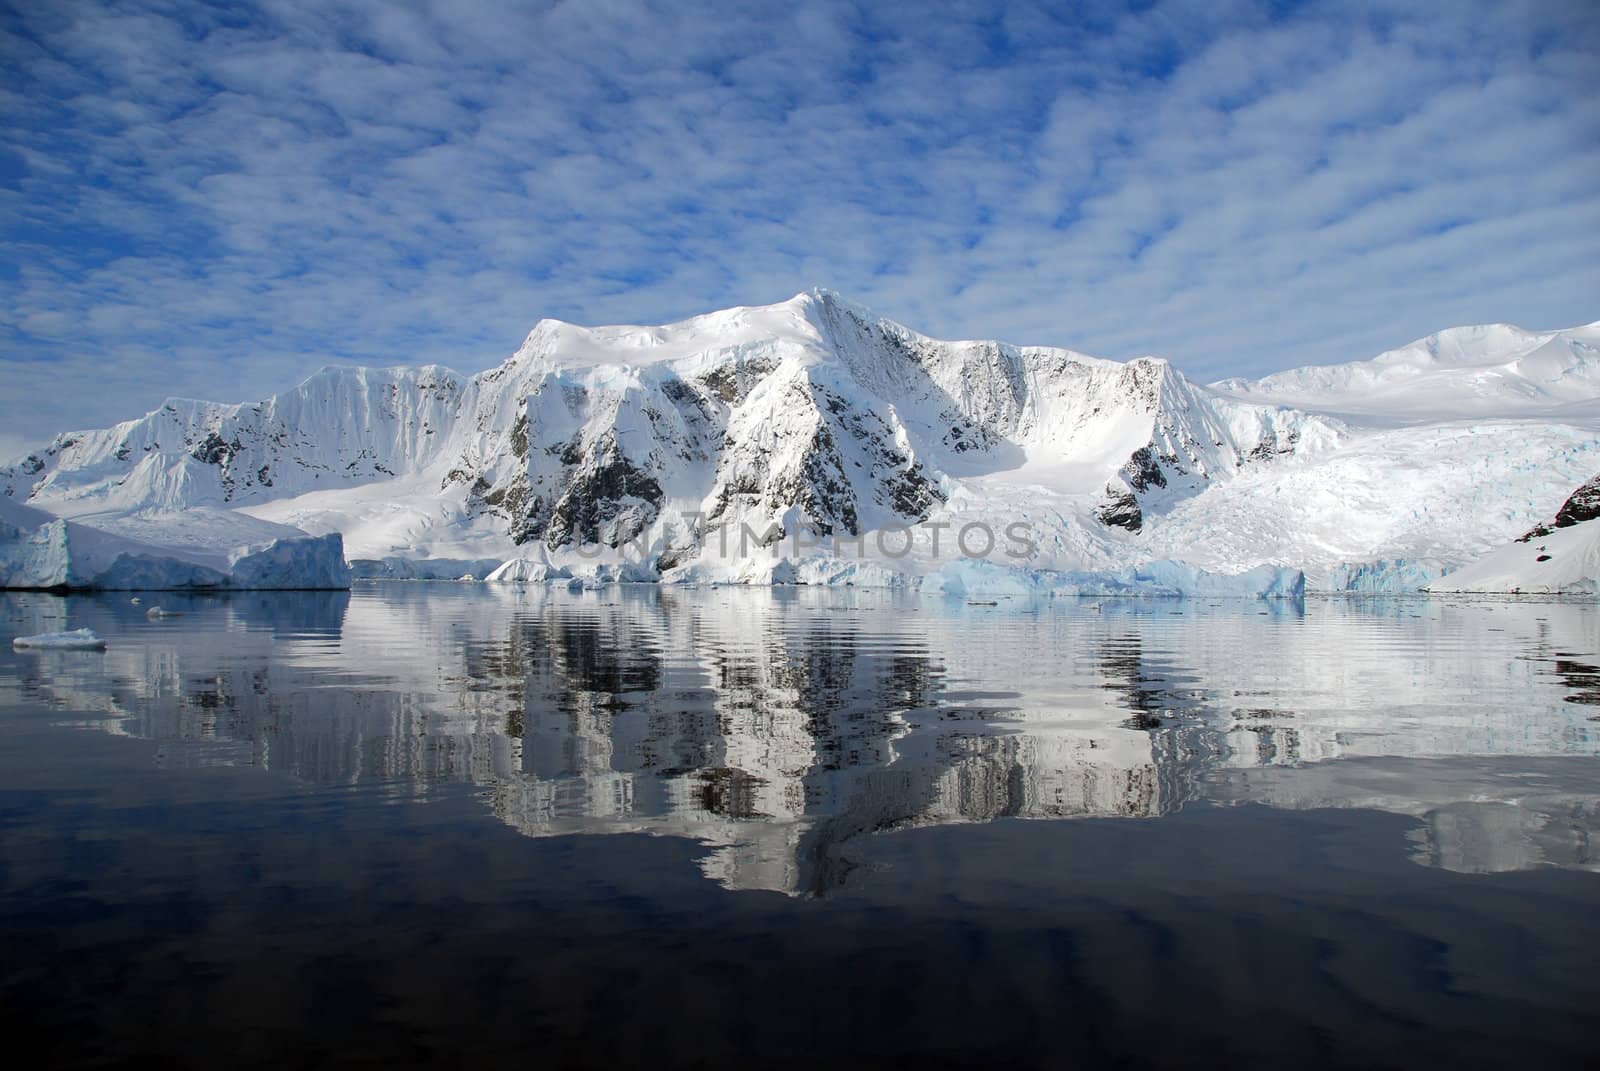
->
xmin=4 ymin=289 xmax=1598 ymax=592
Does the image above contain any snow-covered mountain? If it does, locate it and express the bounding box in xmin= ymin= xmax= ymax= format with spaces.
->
xmin=4 ymin=290 xmax=1598 ymax=591
xmin=1211 ymin=321 xmax=1600 ymax=422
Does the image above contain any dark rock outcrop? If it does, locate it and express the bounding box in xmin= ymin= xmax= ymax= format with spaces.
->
xmin=1519 ymin=473 xmax=1600 ymax=541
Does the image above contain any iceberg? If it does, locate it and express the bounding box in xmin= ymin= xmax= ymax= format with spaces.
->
xmin=12 ymin=627 xmax=106 ymax=650
xmin=0 ymin=496 xmax=350 ymax=591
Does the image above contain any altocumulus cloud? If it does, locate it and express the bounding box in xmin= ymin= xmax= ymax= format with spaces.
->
xmin=1 ymin=0 xmax=1597 ymax=449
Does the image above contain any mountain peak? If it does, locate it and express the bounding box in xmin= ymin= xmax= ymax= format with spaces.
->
xmin=508 ymin=291 xmax=865 ymax=371
xmin=1213 ymin=317 xmax=1600 ymax=421
xmin=8 ymin=294 xmax=1600 ymax=595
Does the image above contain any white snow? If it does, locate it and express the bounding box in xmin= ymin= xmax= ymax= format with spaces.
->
xmin=1211 ymin=321 xmax=1600 ymax=424
xmin=5 ymin=291 xmax=1598 ymax=596
xmin=513 ymin=293 xmax=822 ymax=368
xmin=1138 ymin=420 xmax=1599 ymax=573
xmin=12 ymin=627 xmax=106 ymax=650
xmin=1428 ymin=518 xmax=1600 ymax=594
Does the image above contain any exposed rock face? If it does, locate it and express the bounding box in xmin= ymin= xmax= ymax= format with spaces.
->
xmin=1096 ymin=486 xmax=1144 ymax=532
xmin=1553 ymin=474 xmax=1600 ymax=528
xmin=1520 ymin=472 xmax=1600 ymax=541
xmin=542 ymin=443 xmax=664 ymax=548
xmin=1122 ymin=446 xmax=1168 ymax=492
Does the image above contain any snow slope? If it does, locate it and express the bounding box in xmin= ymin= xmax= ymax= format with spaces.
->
xmin=3 ymin=290 xmax=1597 ymax=593
xmin=1429 ymin=472 xmax=1600 ymax=594
xmin=1428 ymin=518 xmax=1600 ymax=595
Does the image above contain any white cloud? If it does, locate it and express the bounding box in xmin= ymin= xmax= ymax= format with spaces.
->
xmin=0 ymin=0 xmax=1596 ymax=444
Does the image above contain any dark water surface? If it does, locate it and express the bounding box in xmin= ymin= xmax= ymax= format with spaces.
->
xmin=2 ymin=585 xmax=1597 ymax=1069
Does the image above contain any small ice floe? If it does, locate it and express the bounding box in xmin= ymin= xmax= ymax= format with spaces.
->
xmin=12 ymin=628 xmax=107 ymax=651
xmin=145 ymin=606 xmax=180 ymax=619
xmin=129 ymin=597 xmax=142 ymax=605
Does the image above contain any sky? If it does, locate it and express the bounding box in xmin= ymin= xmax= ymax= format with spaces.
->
xmin=2 ymin=0 xmax=1597 ymax=454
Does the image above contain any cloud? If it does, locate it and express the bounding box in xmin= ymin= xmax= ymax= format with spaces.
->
xmin=1 ymin=0 xmax=1597 ymax=442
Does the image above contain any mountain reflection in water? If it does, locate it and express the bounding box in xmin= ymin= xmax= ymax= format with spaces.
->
xmin=4 ymin=585 xmax=1597 ymax=895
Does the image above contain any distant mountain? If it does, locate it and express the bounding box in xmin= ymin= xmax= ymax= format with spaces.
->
xmin=4 ymin=290 xmax=1598 ymax=591
xmin=1211 ymin=321 xmax=1600 ymax=422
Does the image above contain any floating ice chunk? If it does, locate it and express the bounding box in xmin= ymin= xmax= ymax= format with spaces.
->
xmin=146 ymin=606 xmax=179 ymax=619
xmin=12 ymin=628 xmax=106 ymax=650
xmin=223 ymin=533 xmax=350 ymax=589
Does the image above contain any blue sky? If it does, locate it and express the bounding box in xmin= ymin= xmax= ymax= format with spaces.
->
xmin=2 ymin=0 xmax=1597 ymax=452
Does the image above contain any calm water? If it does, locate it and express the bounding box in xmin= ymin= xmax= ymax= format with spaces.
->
xmin=2 ymin=585 xmax=1598 ymax=1069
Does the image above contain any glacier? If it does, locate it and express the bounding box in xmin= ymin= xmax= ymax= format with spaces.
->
xmin=3 ymin=289 xmax=1597 ymax=595
xmin=1315 ymin=559 xmax=1450 ymax=594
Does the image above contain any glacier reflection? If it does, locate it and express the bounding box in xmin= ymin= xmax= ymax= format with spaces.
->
xmin=4 ymin=586 xmax=1597 ymax=892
